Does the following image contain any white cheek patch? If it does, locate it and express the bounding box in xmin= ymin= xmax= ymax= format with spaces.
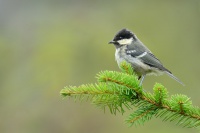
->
xmin=117 ymin=38 xmax=133 ymax=45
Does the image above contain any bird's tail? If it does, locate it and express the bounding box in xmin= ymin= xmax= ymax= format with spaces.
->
xmin=165 ymin=71 xmax=185 ymax=86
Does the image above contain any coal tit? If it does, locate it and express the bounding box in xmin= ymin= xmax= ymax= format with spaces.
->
xmin=109 ymin=28 xmax=184 ymax=86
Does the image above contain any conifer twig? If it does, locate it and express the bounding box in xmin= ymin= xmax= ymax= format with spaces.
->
xmin=60 ymin=61 xmax=200 ymax=128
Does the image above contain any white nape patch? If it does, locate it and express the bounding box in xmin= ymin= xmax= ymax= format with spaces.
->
xmin=117 ymin=38 xmax=133 ymax=45
xmin=136 ymin=52 xmax=147 ymax=58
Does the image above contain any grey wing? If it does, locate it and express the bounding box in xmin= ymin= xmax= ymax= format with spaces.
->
xmin=139 ymin=52 xmax=171 ymax=73
xmin=126 ymin=44 xmax=184 ymax=85
xmin=126 ymin=45 xmax=171 ymax=73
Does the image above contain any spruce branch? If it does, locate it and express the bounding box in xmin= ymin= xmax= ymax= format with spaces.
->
xmin=60 ymin=61 xmax=200 ymax=128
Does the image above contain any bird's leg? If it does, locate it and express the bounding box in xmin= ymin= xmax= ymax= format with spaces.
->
xmin=139 ymin=75 xmax=145 ymax=86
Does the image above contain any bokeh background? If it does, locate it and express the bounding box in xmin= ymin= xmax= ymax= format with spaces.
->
xmin=1 ymin=0 xmax=200 ymax=133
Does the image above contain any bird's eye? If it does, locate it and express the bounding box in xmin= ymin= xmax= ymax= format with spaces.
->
xmin=119 ymin=37 xmax=122 ymax=39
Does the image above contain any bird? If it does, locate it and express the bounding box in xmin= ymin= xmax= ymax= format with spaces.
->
xmin=108 ymin=28 xmax=184 ymax=86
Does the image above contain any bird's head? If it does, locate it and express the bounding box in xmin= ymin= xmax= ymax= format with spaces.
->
xmin=109 ymin=28 xmax=136 ymax=47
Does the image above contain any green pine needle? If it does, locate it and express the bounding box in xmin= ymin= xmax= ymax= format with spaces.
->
xmin=153 ymin=83 xmax=168 ymax=106
xmin=60 ymin=61 xmax=200 ymax=129
xmin=119 ymin=61 xmax=135 ymax=75
xmin=126 ymin=105 xmax=158 ymax=126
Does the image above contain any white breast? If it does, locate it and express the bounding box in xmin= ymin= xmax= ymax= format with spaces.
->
xmin=115 ymin=48 xmax=124 ymax=67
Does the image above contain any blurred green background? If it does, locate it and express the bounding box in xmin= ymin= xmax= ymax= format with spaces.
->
xmin=1 ymin=0 xmax=200 ymax=133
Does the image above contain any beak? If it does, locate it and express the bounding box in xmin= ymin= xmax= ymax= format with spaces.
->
xmin=108 ymin=40 xmax=115 ymax=44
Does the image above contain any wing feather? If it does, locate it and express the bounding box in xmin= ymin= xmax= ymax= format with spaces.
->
xmin=126 ymin=45 xmax=171 ymax=73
